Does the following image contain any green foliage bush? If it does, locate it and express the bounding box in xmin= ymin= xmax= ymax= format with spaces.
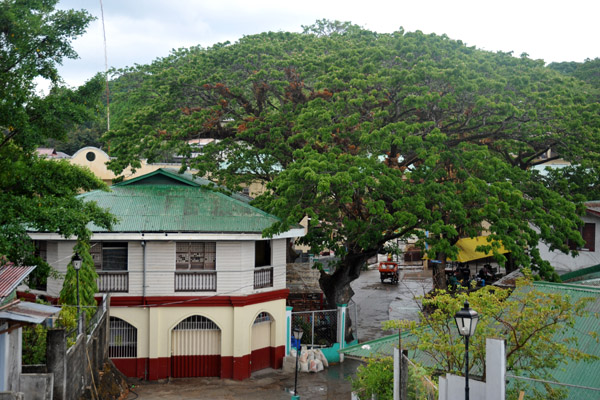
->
xmin=22 ymin=324 xmax=47 ymax=365
xmin=351 ymin=356 xmax=438 ymax=399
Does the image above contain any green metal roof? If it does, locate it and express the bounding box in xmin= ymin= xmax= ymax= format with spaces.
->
xmin=560 ymin=264 xmax=600 ymax=283
xmin=79 ymin=169 xmax=279 ymax=233
xmin=527 ymin=282 xmax=600 ymax=397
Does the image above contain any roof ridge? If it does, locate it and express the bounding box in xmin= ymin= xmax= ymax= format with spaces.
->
xmin=533 ymin=281 xmax=600 ymax=293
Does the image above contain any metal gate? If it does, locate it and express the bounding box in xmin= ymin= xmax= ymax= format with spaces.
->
xmin=251 ymin=312 xmax=272 ymax=372
xmin=108 ymin=317 xmax=138 ymax=377
xmin=171 ymin=315 xmax=221 ymax=377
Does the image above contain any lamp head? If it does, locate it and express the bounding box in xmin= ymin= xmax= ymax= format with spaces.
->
xmin=454 ymin=300 xmax=479 ymax=337
xmin=292 ymin=327 xmax=304 ymax=341
xmin=72 ymin=253 xmax=82 ymax=271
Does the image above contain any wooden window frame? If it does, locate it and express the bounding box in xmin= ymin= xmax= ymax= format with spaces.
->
xmin=90 ymin=242 xmax=128 ymax=271
xmin=176 ymin=242 xmax=216 ymax=270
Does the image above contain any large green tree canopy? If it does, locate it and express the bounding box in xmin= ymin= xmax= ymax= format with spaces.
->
xmin=105 ymin=21 xmax=600 ymax=304
xmin=0 ymin=0 xmax=114 ymax=271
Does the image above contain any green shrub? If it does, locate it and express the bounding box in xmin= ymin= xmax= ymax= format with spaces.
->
xmin=351 ymin=356 xmax=438 ymax=400
xmin=22 ymin=324 xmax=47 ymax=365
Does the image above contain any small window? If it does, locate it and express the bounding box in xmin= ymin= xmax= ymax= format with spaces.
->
xmin=90 ymin=242 xmax=128 ymax=270
xmin=253 ymin=312 xmax=271 ymax=324
xmin=34 ymin=241 xmax=47 ymax=261
xmin=568 ymin=223 xmax=596 ymax=252
xmin=86 ymin=151 xmax=96 ymax=162
xmin=255 ymin=240 xmax=271 ymax=267
xmin=176 ymin=242 xmax=216 ymax=270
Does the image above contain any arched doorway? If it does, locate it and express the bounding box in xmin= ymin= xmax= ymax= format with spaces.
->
xmin=171 ymin=315 xmax=221 ymax=377
xmin=108 ymin=317 xmax=138 ymax=377
xmin=251 ymin=312 xmax=273 ymax=372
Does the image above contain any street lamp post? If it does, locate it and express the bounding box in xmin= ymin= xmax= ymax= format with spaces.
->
xmin=72 ymin=253 xmax=82 ymax=333
xmin=454 ymin=300 xmax=479 ymax=400
xmin=292 ymin=327 xmax=304 ymax=400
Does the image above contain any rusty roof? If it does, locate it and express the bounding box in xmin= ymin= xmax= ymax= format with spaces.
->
xmin=0 ymin=301 xmax=61 ymax=324
xmin=0 ymin=265 xmax=36 ymax=302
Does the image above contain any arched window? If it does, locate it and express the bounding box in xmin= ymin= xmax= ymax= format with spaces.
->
xmin=109 ymin=317 xmax=137 ymax=358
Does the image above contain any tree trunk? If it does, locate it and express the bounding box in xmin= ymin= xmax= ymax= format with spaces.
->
xmin=432 ymin=253 xmax=448 ymax=290
xmin=318 ymin=252 xmax=370 ymax=342
xmin=505 ymin=252 xmax=517 ymax=274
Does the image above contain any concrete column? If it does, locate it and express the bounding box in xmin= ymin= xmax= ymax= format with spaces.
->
xmin=46 ymin=329 xmax=66 ymax=400
xmin=285 ymin=306 xmax=292 ymax=356
xmin=0 ymin=325 xmax=8 ymax=391
xmin=485 ymin=338 xmax=506 ymax=400
xmin=336 ymin=304 xmax=347 ymax=353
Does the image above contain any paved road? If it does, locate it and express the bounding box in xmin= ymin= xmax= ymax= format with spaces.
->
xmin=128 ymin=266 xmax=432 ymax=399
xmin=128 ymin=359 xmax=362 ymax=400
xmin=351 ymin=267 xmax=432 ymax=342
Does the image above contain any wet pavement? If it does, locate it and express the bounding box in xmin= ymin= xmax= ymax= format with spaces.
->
xmin=351 ymin=267 xmax=433 ymax=341
xmin=127 ymin=266 xmax=432 ymax=399
xmin=127 ymin=358 xmax=362 ymax=400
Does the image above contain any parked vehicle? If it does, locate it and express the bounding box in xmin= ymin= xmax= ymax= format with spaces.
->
xmin=378 ymin=261 xmax=399 ymax=284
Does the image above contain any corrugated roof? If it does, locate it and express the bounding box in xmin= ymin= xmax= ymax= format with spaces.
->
xmin=0 ymin=265 xmax=36 ymax=302
xmin=527 ymin=282 xmax=600 ymax=395
xmin=560 ymin=264 xmax=600 ymax=282
xmin=78 ymin=169 xmax=280 ymax=233
xmin=0 ymin=301 xmax=61 ymax=324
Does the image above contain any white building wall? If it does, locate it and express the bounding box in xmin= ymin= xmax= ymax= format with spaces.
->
xmin=127 ymin=241 xmax=143 ymax=296
xmin=216 ymin=241 xmax=254 ymax=295
xmin=44 ymin=238 xmax=290 ymax=298
xmin=271 ymin=239 xmax=286 ymax=290
xmin=47 ymin=241 xmax=76 ymax=298
xmin=538 ymin=215 xmax=600 ymax=273
xmin=143 ymin=241 xmax=176 ymax=297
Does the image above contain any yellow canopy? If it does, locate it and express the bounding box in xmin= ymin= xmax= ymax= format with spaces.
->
xmin=453 ymin=236 xmax=509 ymax=263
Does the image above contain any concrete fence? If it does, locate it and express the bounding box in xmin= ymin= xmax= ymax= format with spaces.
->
xmin=438 ymin=338 xmax=506 ymax=400
xmin=19 ymin=295 xmax=110 ymax=400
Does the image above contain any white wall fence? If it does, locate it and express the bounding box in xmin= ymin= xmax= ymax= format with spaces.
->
xmin=438 ymin=338 xmax=506 ymax=400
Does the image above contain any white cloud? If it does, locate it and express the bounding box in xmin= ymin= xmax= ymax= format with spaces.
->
xmin=55 ymin=0 xmax=600 ymax=88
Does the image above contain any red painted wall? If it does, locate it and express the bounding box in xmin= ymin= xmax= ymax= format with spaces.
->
xmin=112 ymin=346 xmax=285 ymax=381
xmin=171 ymin=355 xmax=221 ymax=378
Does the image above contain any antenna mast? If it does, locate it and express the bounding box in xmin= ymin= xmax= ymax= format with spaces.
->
xmin=99 ymin=0 xmax=110 ymax=131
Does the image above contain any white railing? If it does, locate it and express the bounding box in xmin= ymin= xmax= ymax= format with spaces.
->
xmin=254 ymin=266 xmax=273 ymax=289
xmin=174 ymin=271 xmax=217 ymax=292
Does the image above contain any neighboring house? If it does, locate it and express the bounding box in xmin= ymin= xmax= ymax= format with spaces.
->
xmin=70 ymin=146 xmax=182 ymax=185
xmin=35 ymin=147 xmax=70 ymax=159
xmin=0 ymin=264 xmax=61 ymax=393
xmin=538 ymin=201 xmax=600 ymax=274
xmin=28 ymin=168 xmax=304 ymax=381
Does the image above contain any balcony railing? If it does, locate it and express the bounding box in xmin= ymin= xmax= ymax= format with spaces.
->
xmin=254 ymin=266 xmax=273 ymax=289
xmin=97 ymin=271 xmax=129 ymax=293
xmin=175 ymin=271 xmax=217 ymax=292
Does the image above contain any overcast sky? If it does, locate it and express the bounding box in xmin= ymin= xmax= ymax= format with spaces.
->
xmin=56 ymin=0 xmax=600 ymax=88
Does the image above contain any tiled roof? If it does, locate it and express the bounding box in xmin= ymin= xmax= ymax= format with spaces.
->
xmin=0 ymin=265 xmax=36 ymax=302
xmin=585 ymin=201 xmax=600 ymax=217
xmin=78 ymin=169 xmax=280 ymax=233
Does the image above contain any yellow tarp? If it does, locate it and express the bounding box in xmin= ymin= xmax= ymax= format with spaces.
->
xmin=453 ymin=236 xmax=509 ymax=263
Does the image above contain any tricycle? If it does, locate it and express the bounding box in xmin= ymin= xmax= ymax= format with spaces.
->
xmin=378 ymin=261 xmax=399 ymax=284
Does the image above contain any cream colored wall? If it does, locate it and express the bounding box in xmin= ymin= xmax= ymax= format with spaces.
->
xmin=70 ymin=147 xmax=180 ymax=183
xmin=109 ymin=298 xmax=286 ymax=359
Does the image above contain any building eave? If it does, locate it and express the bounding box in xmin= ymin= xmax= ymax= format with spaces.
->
xmin=27 ymin=227 xmax=305 ymax=242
